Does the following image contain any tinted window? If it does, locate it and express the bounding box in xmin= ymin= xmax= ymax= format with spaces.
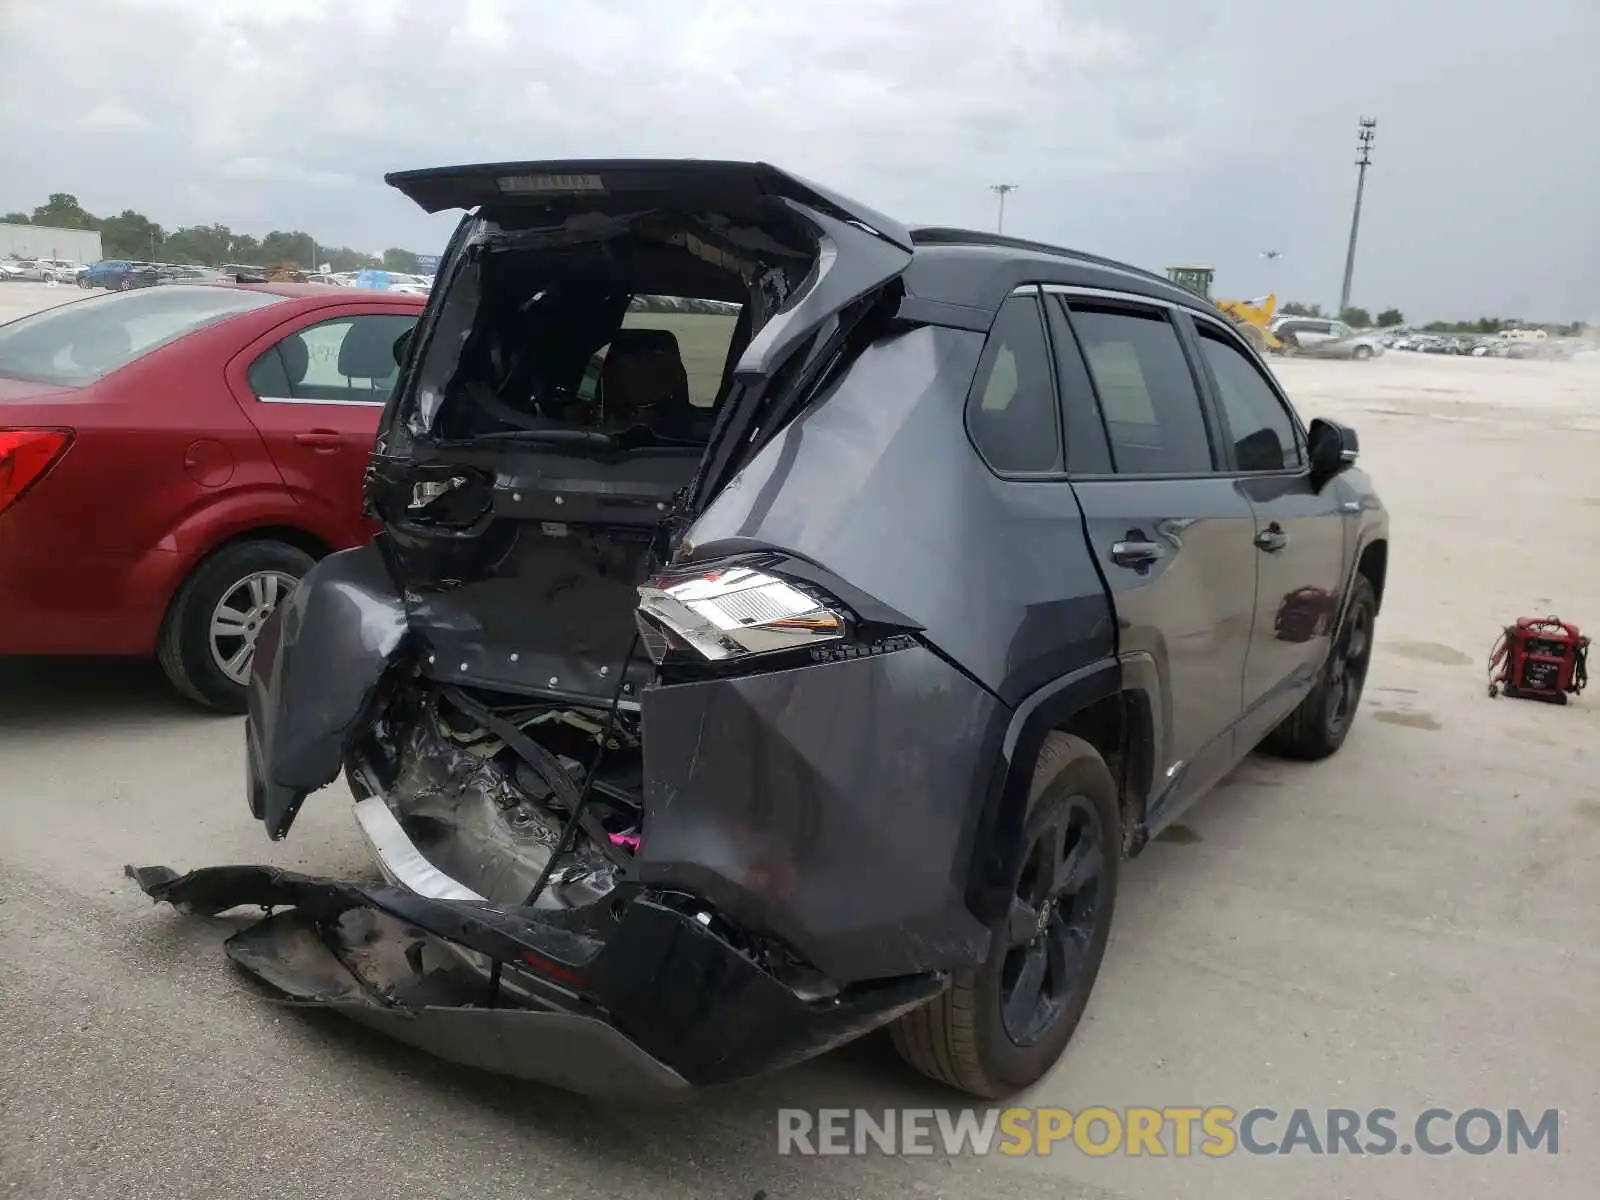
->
xmin=1044 ymin=297 xmax=1112 ymax=474
xmin=0 ymin=285 xmax=285 ymax=386
xmin=965 ymin=294 xmax=1062 ymax=474
xmin=1070 ymin=306 xmax=1213 ymax=474
xmin=1196 ymin=326 xmax=1303 ymax=471
xmin=249 ymin=313 xmax=417 ymax=404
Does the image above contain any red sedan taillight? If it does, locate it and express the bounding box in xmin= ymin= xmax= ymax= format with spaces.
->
xmin=0 ymin=429 xmax=74 ymax=518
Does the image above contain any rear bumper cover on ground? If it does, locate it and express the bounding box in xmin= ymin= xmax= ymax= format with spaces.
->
xmin=126 ymin=863 xmax=943 ymax=1096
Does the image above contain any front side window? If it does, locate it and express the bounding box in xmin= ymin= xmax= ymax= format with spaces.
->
xmin=0 ymin=285 xmax=287 ymax=386
xmin=247 ymin=313 xmax=417 ymax=404
xmin=1069 ymin=305 xmax=1214 ymax=474
xmin=964 ymin=293 xmax=1062 ymax=474
xmin=1196 ymin=325 xmax=1304 ymax=471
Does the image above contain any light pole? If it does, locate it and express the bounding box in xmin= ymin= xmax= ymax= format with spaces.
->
xmin=989 ymin=184 xmax=1017 ymax=234
xmin=1338 ymin=118 xmax=1376 ymax=319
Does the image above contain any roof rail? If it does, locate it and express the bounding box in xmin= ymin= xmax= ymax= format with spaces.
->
xmin=908 ymin=227 xmax=1183 ymax=292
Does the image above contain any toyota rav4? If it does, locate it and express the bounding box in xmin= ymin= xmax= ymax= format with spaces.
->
xmin=132 ymin=159 xmax=1388 ymax=1099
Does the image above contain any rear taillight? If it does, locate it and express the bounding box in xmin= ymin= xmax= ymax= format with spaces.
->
xmin=0 ymin=429 xmax=74 ymax=518
xmin=636 ymin=563 xmax=851 ymax=664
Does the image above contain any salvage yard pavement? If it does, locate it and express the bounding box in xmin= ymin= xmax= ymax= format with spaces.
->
xmin=2 ymin=278 xmax=1598 ymax=1198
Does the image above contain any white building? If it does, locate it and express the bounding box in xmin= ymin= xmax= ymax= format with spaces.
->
xmin=0 ymin=222 xmax=104 ymax=264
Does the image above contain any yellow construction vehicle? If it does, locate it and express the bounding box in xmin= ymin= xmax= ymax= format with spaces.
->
xmin=1164 ymin=266 xmax=1283 ymax=354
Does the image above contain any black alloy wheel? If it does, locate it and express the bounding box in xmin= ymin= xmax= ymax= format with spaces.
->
xmin=999 ymin=793 xmax=1107 ymax=1046
xmin=890 ymin=733 xmax=1121 ymax=1097
xmin=1264 ymin=573 xmax=1377 ymax=760
xmin=1323 ymin=583 xmax=1374 ymax=742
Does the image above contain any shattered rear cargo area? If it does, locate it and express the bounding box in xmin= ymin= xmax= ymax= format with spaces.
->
xmin=352 ymin=683 xmax=642 ymax=911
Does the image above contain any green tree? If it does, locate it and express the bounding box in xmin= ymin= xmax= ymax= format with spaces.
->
xmin=381 ymin=247 xmax=420 ymax=273
xmin=15 ymin=192 xmax=383 ymax=273
xmin=163 ymin=224 xmax=236 ymax=266
xmin=31 ymin=193 xmax=98 ymax=230
xmin=1339 ymin=306 xmax=1373 ymax=328
xmin=1279 ymin=301 xmax=1324 ymax=318
xmin=1376 ymin=308 xmax=1404 ymax=327
xmin=321 ymin=245 xmax=380 ymax=272
xmin=260 ymin=230 xmax=315 ymax=267
xmin=227 ymin=233 xmax=262 ymax=263
xmin=98 ymin=209 xmax=165 ymax=260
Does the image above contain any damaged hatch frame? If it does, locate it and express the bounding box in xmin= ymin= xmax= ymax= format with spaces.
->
xmin=246 ymin=159 xmax=917 ymax=842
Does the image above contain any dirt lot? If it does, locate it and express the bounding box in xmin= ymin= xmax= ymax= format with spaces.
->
xmin=3 ymin=280 xmax=1598 ymax=1199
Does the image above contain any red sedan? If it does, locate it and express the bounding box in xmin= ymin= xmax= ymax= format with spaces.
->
xmin=0 ymin=282 xmax=426 ymax=711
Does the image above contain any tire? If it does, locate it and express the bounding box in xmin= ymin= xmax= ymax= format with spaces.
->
xmin=1262 ymin=574 xmax=1376 ymax=760
xmin=890 ymin=733 xmax=1120 ymax=1097
xmin=1238 ymin=323 xmax=1268 ymax=355
xmin=157 ymin=539 xmax=314 ymax=714
xmin=1352 ymin=345 xmax=1373 ymax=361
xmin=117 ymin=277 xmax=131 ymax=291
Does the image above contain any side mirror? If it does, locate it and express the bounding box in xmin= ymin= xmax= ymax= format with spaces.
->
xmin=1308 ymin=418 xmax=1358 ymax=489
xmin=393 ymin=328 xmax=413 ymax=367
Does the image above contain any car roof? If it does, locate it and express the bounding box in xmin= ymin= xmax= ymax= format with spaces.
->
xmin=231 ymin=282 xmax=428 ymax=304
xmin=901 ymin=227 xmax=1217 ymax=315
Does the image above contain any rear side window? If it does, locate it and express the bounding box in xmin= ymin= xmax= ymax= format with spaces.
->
xmin=248 ymin=313 xmax=417 ymax=405
xmin=0 ymin=285 xmax=285 ymax=387
xmin=1195 ymin=326 xmax=1303 ymax=470
xmin=965 ymin=294 xmax=1062 ymax=474
xmin=1069 ymin=305 xmax=1213 ymax=474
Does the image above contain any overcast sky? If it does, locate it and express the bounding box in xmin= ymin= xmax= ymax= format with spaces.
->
xmin=1 ymin=0 xmax=1595 ymax=320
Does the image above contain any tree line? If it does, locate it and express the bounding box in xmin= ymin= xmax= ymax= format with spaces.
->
xmin=1277 ymin=301 xmax=1585 ymax=336
xmin=4 ymin=193 xmax=424 ymax=274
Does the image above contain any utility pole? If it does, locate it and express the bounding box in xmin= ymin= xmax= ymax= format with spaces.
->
xmin=1338 ymin=117 xmax=1376 ymax=318
xmin=989 ymin=184 xmax=1017 ymax=234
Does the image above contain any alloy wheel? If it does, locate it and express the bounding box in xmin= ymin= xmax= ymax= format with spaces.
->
xmin=999 ymin=795 xmax=1107 ymax=1047
xmin=1325 ymin=597 xmax=1373 ymax=736
xmin=207 ymin=570 xmax=298 ymax=685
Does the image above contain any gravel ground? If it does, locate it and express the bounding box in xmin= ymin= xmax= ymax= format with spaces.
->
xmin=3 ymin=280 xmax=1598 ymax=1198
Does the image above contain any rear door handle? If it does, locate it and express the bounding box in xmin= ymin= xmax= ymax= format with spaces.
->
xmin=1254 ymin=523 xmax=1290 ymax=552
xmin=1110 ymin=539 xmax=1163 ymax=569
xmin=294 ymin=430 xmax=343 ymax=452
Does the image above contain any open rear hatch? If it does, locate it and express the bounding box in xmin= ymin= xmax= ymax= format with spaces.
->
xmin=246 ymin=159 xmax=914 ymax=837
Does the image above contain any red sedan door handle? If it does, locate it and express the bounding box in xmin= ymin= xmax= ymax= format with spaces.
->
xmin=294 ymin=430 xmax=343 ymax=452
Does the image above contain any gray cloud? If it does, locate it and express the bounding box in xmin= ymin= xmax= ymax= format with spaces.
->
xmin=1 ymin=0 xmax=1594 ymax=319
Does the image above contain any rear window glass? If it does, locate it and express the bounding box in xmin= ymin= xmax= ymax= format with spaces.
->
xmin=0 ymin=285 xmax=285 ymax=386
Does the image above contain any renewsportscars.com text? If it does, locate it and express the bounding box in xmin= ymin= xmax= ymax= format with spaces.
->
xmin=776 ymin=1106 xmax=1561 ymax=1158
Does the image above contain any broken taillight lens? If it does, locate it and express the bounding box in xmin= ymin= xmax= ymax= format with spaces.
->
xmin=635 ymin=564 xmax=849 ymax=664
xmin=0 ymin=429 xmax=73 ymax=518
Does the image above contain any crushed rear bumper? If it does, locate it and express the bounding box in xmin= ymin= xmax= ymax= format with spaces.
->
xmin=126 ymin=863 xmax=942 ymax=1097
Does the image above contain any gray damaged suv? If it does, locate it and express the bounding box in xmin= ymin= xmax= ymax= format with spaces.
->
xmin=131 ymin=160 xmax=1388 ymax=1099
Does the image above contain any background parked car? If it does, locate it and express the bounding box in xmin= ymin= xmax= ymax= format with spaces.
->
xmin=1270 ymin=317 xmax=1384 ymax=359
xmin=5 ymin=259 xmax=60 ymax=282
xmin=0 ymin=281 xmax=424 ymax=711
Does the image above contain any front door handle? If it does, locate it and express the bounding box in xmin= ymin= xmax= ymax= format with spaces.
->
xmin=1254 ymin=523 xmax=1290 ymax=553
xmin=294 ymin=430 xmax=343 ymax=452
xmin=1110 ymin=539 xmax=1163 ymax=569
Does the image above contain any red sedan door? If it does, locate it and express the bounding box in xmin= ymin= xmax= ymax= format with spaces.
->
xmin=226 ymin=303 xmax=420 ymax=547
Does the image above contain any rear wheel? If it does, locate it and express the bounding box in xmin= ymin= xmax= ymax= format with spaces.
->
xmin=890 ymin=733 xmax=1119 ymax=1097
xmin=1263 ymin=574 xmax=1376 ymax=759
xmin=157 ymin=539 xmax=313 ymax=714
